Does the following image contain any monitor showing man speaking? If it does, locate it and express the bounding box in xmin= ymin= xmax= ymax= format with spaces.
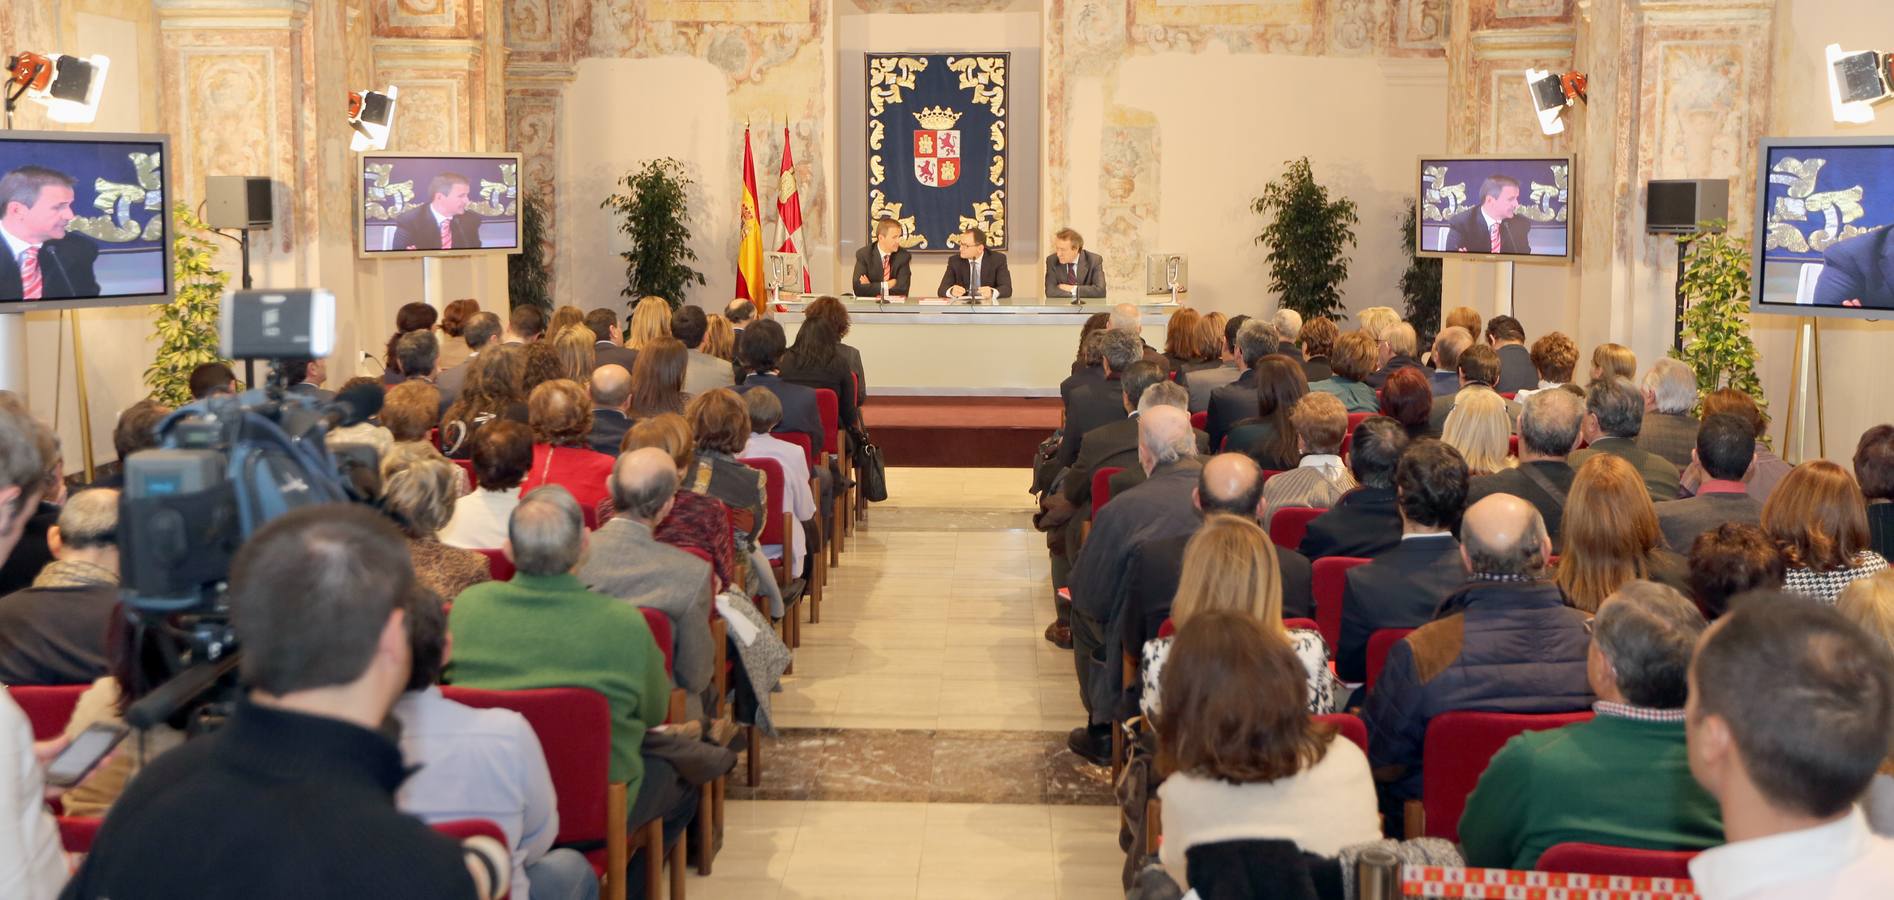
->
xmin=1416 ymin=156 xmax=1573 ymax=260
xmin=1751 ymin=138 xmax=1894 ymax=320
xmin=359 ymin=152 xmax=522 ymax=258
xmin=0 ymin=132 xmax=170 ymax=311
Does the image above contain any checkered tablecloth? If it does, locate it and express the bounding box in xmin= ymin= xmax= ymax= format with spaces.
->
xmin=1401 ymin=865 xmax=1697 ymax=899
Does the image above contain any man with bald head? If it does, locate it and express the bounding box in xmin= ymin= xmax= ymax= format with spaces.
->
xmin=576 ymin=448 xmax=716 ymax=717
xmin=1466 ymin=387 xmax=1586 ymax=546
xmin=587 ymin=364 xmax=634 ymax=455
xmin=1122 ymin=453 xmax=1316 ymax=673
xmin=1365 ymin=493 xmax=1594 ymax=805
xmin=1065 ymin=405 xmax=1206 ymax=763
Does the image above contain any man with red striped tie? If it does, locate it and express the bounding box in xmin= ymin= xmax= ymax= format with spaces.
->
xmin=391 ymin=171 xmax=483 ymax=252
xmin=1446 ymin=175 xmax=1531 ymax=255
xmin=0 ymin=165 xmax=101 ymax=302
xmin=850 ymin=216 xmax=912 ymax=297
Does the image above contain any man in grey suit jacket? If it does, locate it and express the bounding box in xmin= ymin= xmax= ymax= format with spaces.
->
xmin=672 ymin=304 xmax=734 ymax=396
xmin=1637 ymin=358 xmax=1700 ymax=471
xmin=1655 ymin=414 xmax=1762 ymax=553
xmin=574 ymin=449 xmax=716 ymax=716
xmin=1569 ymin=377 xmax=1682 ymax=503
xmin=1044 ymin=228 xmax=1107 ymax=300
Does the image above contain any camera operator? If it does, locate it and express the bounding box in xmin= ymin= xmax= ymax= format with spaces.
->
xmin=62 ymin=505 xmax=502 ymax=900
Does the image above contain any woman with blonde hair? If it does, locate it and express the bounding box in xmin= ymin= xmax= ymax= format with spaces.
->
xmin=702 ymin=314 xmax=736 ymax=361
xmin=1555 ymin=454 xmax=1688 ymax=612
xmin=548 ymin=304 xmax=586 ymax=339
xmin=627 ymin=296 xmax=673 ymax=350
xmin=1837 ymin=569 xmax=1894 ymax=835
xmin=1764 ymin=460 xmax=1890 ymax=603
xmin=1139 ymin=515 xmax=1343 ymax=718
xmin=551 ymin=325 xmax=597 ymax=385
xmin=1442 ymin=386 xmax=1518 ymax=476
xmin=1590 ymin=342 xmax=1637 ymax=383
xmin=379 ymin=446 xmax=491 ymax=599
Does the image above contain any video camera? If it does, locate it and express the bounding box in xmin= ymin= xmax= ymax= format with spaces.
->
xmin=116 ymin=289 xmax=384 ymax=729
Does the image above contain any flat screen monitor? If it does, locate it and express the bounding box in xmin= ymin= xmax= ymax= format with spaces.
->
xmin=0 ymin=131 xmax=172 ymax=312
xmin=1415 ymin=155 xmax=1574 ymax=261
xmin=1751 ymin=137 xmax=1894 ymax=320
xmin=359 ymin=152 xmax=522 ymax=259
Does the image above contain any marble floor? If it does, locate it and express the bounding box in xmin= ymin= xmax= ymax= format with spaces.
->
xmin=693 ymin=467 xmax=1125 ymax=899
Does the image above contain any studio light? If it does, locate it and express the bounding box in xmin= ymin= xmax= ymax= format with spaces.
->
xmin=1525 ymin=68 xmax=1587 ymax=137
xmin=5 ymin=51 xmax=109 ymax=124
xmin=348 ymin=85 xmax=398 ymax=152
xmin=1826 ymin=44 xmax=1892 ymax=124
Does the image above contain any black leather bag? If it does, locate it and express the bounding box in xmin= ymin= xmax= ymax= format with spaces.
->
xmin=854 ymin=431 xmax=888 ymax=503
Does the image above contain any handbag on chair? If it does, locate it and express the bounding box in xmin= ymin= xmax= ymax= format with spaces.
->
xmin=853 ymin=429 xmax=888 ymax=503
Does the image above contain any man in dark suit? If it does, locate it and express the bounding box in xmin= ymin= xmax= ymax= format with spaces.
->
xmin=1637 ymin=358 xmax=1700 ymax=470
xmin=852 ymin=217 xmax=913 ymax=297
xmin=584 ymin=307 xmax=639 ymax=373
xmin=1428 ymin=343 xmax=1520 ymax=437
xmin=1043 ymin=227 xmax=1106 ymax=300
xmin=1655 ymin=414 xmax=1761 ymax=553
xmin=1301 ymin=417 xmax=1409 ymax=561
xmin=0 ymin=166 xmax=100 ymax=301
xmin=1123 ymin=453 xmax=1316 ymax=665
xmin=1467 ymin=388 xmax=1584 ymax=547
xmin=735 ymin=320 xmax=824 ymax=455
xmin=1056 ymin=330 xmax=1140 ymax=470
xmin=1569 ymin=376 xmax=1683 ymax=503
xmin=279 ymin=357 xmax=335 ymax=404
xmin=1813 ymin=225 xmax=1894 ymax=310
xmin=390 ymin=172 xmax=482 ymax=251
xmin=1429 ymin=326 xmax=1473 ymax=395
xmin=1061 ymin=363 xmax=1166 ymax=515
xmin=1485 ymin=316 xmax=1535 ymax=394
xmin=1205 ymin=320 xmax=1278 ymax=451
xmin=1446 ymin=175 xmax=1531 ymax=254
xmin=1338 ymin=439 xmax=1469 ymax=682
xmin=435 ymin=311 xmax=502 ymax=412
xmin=586 ymin=364 xmax=633 ymax=456
xmin=938 ymin=225 xmax=1011 ymax=301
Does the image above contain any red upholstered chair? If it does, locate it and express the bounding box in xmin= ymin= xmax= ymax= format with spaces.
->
xmin=739 ymin=455 xmax=808 ymax=644
xmin=1537 ymin=842 xmax=1699 ymax=879
xmin=453 ymin=457 xmax=478 ymax=489
xmin=1412 ymin=710 xmax=1595 ymax=841
xmin=1189 ymin=411 xmax=1208 ymax=431
xmin=1507 ymin=434 xmax=1520 ymax=459
xmin=1156 ymin=616 xmax=1175 ymax=639
xmin=1283 ymin=617 xmax=1319 ymax=633
xmin=6 ymin=685 xmax=86 ymax=741
xmin=1312 ymin=556 xmax=1369 ymax=649
xmin=476 ymin=548 xmax=515 ymax=582
xmin=1315 ymin=713 xmax=1368 ymax=753
xmin=430 ymin=820 xmax=513 ymax=899
xmin=57 ymin=816 xmax=102 ymax=853
xmin=1092 ymin=466 xmax=1124 ymax=512
xmin=438 ymin=687 xmax=671 ymax=900
xmin=1346 ymin=412 xmax=1372 ymax=432
xmin=767 ymin=431 xmax=827 ymax=592
xmin=581 ymin=501 xmax=602 ymax=531
xmin=1341 ymin=433 xmax=1353 ymax=459
xmin=1260 ymin=468 xmax=1286 ymax=484
xmin=1269 ymin=506 xmax=1326 ymax=551
xmin=1500 ymin=391 xmax=1517 ymax=400
xmin=812 ymin=388 xmax=849 ymax=547
xmin=1364 ymin=627 xmax=1415 ymax=691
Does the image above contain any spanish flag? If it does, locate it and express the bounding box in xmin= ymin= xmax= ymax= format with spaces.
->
xmin=735 ymin=124 xmax=767 ymax=308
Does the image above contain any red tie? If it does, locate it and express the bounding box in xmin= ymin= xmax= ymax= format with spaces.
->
xmin=1489 ymin=223 xmax=1502 ymax=253
xmin=19 ymin=247 xmax=41 ymax=300
xmin=881 ymin=255 xmax=891 ymax=281
xmin=439 ymin=219 xmax=453 ymax=250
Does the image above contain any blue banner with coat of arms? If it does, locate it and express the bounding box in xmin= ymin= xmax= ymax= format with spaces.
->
xmin=866 ymin=52 xmax=1008 ymax=251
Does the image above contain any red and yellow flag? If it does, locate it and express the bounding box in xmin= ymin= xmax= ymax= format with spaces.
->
xmin=735 ymin=124 xmax=767 ymax=307
xmin=776 ymin=125 xmax=812 ymax=293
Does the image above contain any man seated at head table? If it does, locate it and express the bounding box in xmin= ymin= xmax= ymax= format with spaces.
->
xmin=851 ymin=216 xmax=912 ymax=297
xmin=1044 ymin=227 xmax=1106 ymax=300
xmin=937 ymin=225 xmax=1012 ymax=301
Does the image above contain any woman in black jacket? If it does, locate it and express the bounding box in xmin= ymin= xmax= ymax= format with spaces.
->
xmin=779 ymin=296 xmax=861 ymax=433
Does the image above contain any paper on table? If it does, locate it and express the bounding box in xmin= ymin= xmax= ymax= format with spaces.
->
xmin=918 ymin=298 xmax=953 ymax=305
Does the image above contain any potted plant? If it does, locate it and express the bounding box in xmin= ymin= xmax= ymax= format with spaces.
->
xmin=1673 ymin=219 xmax=1767 ymax=421
xmin=1397 ymin=198 xmax=1442 ymax=345
xmin=145 ymin=202 xmax=231 ymax=406
xmin=1251 ymin=157 xmax=1359 ymax=322
xmin=600 ymin=158 xmax=706 ymax=309
xmin=507 ymin=194 xmax=552 ymax=312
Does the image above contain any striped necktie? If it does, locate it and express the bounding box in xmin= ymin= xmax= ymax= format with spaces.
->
xmin=20 ymin=247 xmax=41 ymax=300
xmin=881 ymin=255 xmax=890 ymax=280
xmin=1488 ymin=223 xmax=1501 ymax=253
xmin=439 ymin=219 xmax=453 ymax=250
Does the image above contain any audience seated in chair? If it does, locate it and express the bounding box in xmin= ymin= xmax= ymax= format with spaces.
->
xmin=1458 ymin=580 xmax=1721 ymax=870
xmin=447 ymin=486 xmax=698 ymax=893
xmin=387 ymin=329 xmax=443 ymax=389
xmin=0 ymin=430 xmax=62 ymax=596
xmin=576 ymin=449 xmax=717 ymax=720
xmin=778 ymin=296 xmax=860 ymax=434
xmin=1339 ymin=440 xmax=1469 ymax=683
xmin=583 ymin=307 xmax=638 ymax=374
xmin=741 ymin=388 xmax=818 ymax=581
xmin=1299 ymin=416 xmax=1408 ymax=561
xmin=1684 ymin=597 xmax=1894 ymax=898
xmin=1427 ymin=327 xmax=1472 ymax=397
xmin=736 ymin=319 xmax=825 ymax=458
xmin=381 ymin=445 xmax=492 ymax=600
xmin=1764 ymin=460 xmax=1890 ymax=604
xmin=1261 ymin=392 xmax=1356 ymax=528
xmin=440 ymin=420 xmax=532 ymax=550
xmin=1155 ymin=612 xmax=1381 ymax=891
xmin=1637 ymin=359 xmax=1700 ymax=471
xmin=1365 ymin=493 xmax=1594 ymax=804
xmin=616 ymin=414 xmax=740 ymax=593
xmin=1309 ymin=330 xmax=1379 ymax=414
xmin=393 ymin=586 xmax=600 ymax=900
xmin=1855 ymin=425 xmax=1894 ymax=563
xmin=1185 ymin=314 xmax=1248 ymax=412
xmin=1205 ymin=321 xmax=1282 ymax=452
xmin=625 ymin=338 xmax=688 ymax=421
xmin=1554 ymin=454 xmax=1689 ymax=614
xmin=1510 ymin=331 xmax=1577 ymax=406
xmin=1684 ymin=523 xmax=1785 ymax=620
xmin=63 ymin=505 xmax=502 ymax=900
xmin=1440 ymin=387 xmax=1516 ymax=477
xmin=1103 ymin=382 xmax=1207 ymax=500
xmin=0 ymin=488 xmax=121 ymax=686
xmin=518 ymin=379 xmax=616 ymax=516
xmin=0 ymin=394 xmax=64 ymax=897
xmin=686 ymin=389 xmax=782 ymax=618
xmin=1679 ymin=389 xmax=1791 ymax=505
xmin=1656 ymin=414 xmax=1762 ymax=553
xmin=585 ymin=363 xmax=634 ymax=456
xmin=55 ymin=604 xmax=192 ymax=818
xmin=1377 ymin=366 xmax=1434 ymax=441
xmin=1297 ymin=316 xmax=1338 ymax=383
xmin=1837 ymin=570 xmax=1894 ymax=836
xmin=670 ymin=306 xmax=734 ymax=397
xmin=438 ymin=310 xmax=503 ymax=411
xmin=1066 ymin=406 xmax=1204 ymax=764
xmin=1426 ymin=342 xmax=1519 ymax=438
xmin=1466 ymin=388 xmax=1584 ymax=547
xmin=551 ymin=326 xmax=597 ymax=387
xmin=1486 ymin=316 xmax=1535 ymax=395
xmin=1139 ymin=514 xmax=1344 ymax=721
xmin=1060 ymin=329 xmax=1142 ymax=471
xmin=1224 ymin=355 xmax=1309 ymax=471
xmin=1569 ymin=377 xmax=1682 ymax=504
xmin=1365 ymin=322 xmax=1424 ymax=391
xmin=440 ymin=344 xmax=529 ymax=459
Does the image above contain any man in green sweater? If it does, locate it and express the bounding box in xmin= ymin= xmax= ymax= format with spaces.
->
xmin=446 ymin=484 xmax=697 ymax=874
xmin=1458 ymin=581 xmax=1723 ymax=869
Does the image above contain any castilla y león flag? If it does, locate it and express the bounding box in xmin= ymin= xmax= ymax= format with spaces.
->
xmin=736 ymin=124 xmax=766 ymax=306
xmin=776 ymin=126 xmax=812 ymax=293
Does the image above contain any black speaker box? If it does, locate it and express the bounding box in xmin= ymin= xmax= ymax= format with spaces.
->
xmin=1645 ymin=179 xmax=1728 ymax=235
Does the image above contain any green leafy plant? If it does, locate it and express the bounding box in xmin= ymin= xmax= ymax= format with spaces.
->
xmin=600 ymin=158 xmax=705 ymax=309
xmin=507 ymin=194 xmax=552 ymax=313
xmin=1673 ymin=219 xmax=1767 ymax=426
xmin=1397 ymin=198 xmax=1442 ymax=344
xmin=1252 ymin=157 xmax=1359 ymax=322
xmin=145 ymin=203 xmax=231 ymax=407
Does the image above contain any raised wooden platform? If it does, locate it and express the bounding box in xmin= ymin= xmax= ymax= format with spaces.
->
xmin=861 ymin=396 xmax=1062 ymax=468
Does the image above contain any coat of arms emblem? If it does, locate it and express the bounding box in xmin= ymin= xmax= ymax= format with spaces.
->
xmin=912 ymin=106 xmax=962 ymax=188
